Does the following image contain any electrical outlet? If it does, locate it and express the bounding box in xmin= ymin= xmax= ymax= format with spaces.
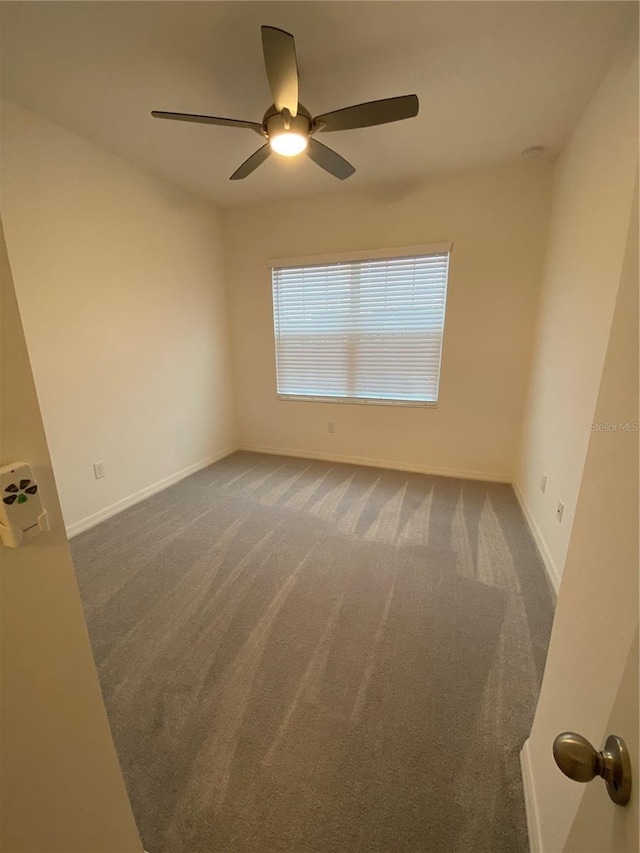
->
xmin=556 ymin=501 xmax=564 ymax=523
xmin=541 ymin=473 xmax=547 ymax=493
xmin=93 ymin=461 xmax=106 ymax=480
xmin=327 ymin=422 xmax=335 ymax=434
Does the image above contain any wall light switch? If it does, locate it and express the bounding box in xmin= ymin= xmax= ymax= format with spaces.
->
xmin=327 ymin=422 xmax=335 ymax=434
xmin=93 ymin=461 xmax=106 ymax=480
xmin=556 ymin=501 xmax=564 ymax=523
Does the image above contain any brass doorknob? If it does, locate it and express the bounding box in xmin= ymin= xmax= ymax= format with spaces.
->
xmin=553 ymin=732 xmax=632 ymax=806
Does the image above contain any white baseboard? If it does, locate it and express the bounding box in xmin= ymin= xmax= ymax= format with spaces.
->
xmin=520 ymin=739 xmax=542 ymax=853
xmin=65 ymin=442 xmax=515 ymax=538
xmin=512 ymin=481 xmax=561 ymax=594
xmin=238 ymin=443 xmax=510 ymax=483
xmin=65 ymin=446 xmax=238 ymax=538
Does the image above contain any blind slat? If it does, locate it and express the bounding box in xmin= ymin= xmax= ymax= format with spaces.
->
xmin=272 ymin=252 xmax=449 ymax=405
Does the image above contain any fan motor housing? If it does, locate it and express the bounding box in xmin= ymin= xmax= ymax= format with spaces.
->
xmin=263 ymin=103 xmax=313 ymax=139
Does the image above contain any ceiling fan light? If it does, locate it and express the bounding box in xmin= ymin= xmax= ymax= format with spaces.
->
xmin=270 ymin=131 xmax=308 ymax=157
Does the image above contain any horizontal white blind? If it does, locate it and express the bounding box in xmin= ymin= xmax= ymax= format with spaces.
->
xmin=272 ymin=251 xmax=450 ymax=405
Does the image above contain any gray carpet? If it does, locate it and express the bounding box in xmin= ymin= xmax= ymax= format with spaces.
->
xmin=71 ymin=451 xmax=555 ymax=853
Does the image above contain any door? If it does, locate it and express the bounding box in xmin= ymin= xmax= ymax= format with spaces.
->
xmin=0 ymin=221 xmax=143 ymax=851
xmin=522 ymin=184 xmax=638 ymax=852
xmin=564 ymin=627 xmax=638 ymax=852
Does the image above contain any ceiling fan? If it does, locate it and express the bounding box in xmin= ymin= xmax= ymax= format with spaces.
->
xmin=151 ymin=25 xmax=419 ymax=181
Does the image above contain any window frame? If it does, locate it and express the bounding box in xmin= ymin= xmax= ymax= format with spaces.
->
xmin=269 ymin=242 xmax=452 ymax=409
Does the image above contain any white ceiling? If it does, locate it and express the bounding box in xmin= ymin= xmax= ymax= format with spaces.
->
xmin=0 ymin=1 xmax=634 ymax=207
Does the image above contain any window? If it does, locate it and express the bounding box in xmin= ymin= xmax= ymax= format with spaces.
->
xmin=270 ymin=244 xmax=451 ymax=406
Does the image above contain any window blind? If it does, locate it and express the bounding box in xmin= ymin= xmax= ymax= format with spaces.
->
xmin=271 ymin=250 xmax=450 ymax=406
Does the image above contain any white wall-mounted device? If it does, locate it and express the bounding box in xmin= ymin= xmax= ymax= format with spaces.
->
xmin=0 ymin=462 xmax=49 ymax=547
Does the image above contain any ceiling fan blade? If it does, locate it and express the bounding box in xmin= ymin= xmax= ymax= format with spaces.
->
xmin=261 ymin=26 xmax=299 ymax=117
xmin=230 ymin=144 xmax=271 ymax=180
xmin=306 ymin=139 xmax=355 ymax=180
xmin=314 ymin=95 xmax=419 ymax=132
xmin=151 ymin=111 xmax=263 ymax=134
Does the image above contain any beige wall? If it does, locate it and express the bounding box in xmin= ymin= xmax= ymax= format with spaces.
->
xmin=223 ymin=162 xmax=552 ymax=481
xmin=0 ymin=101 xmax=236 ymax=534
xmin=0 ymin=222 xmax=142 ymax=852
xmin=514 ymin=43 xmax=638 ymax=588
xmin=522 ymin=183 xmax=638 ymax=853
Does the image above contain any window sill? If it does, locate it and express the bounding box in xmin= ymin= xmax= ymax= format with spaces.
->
xmin=276 ymin=394 xmax=438 ymax=409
